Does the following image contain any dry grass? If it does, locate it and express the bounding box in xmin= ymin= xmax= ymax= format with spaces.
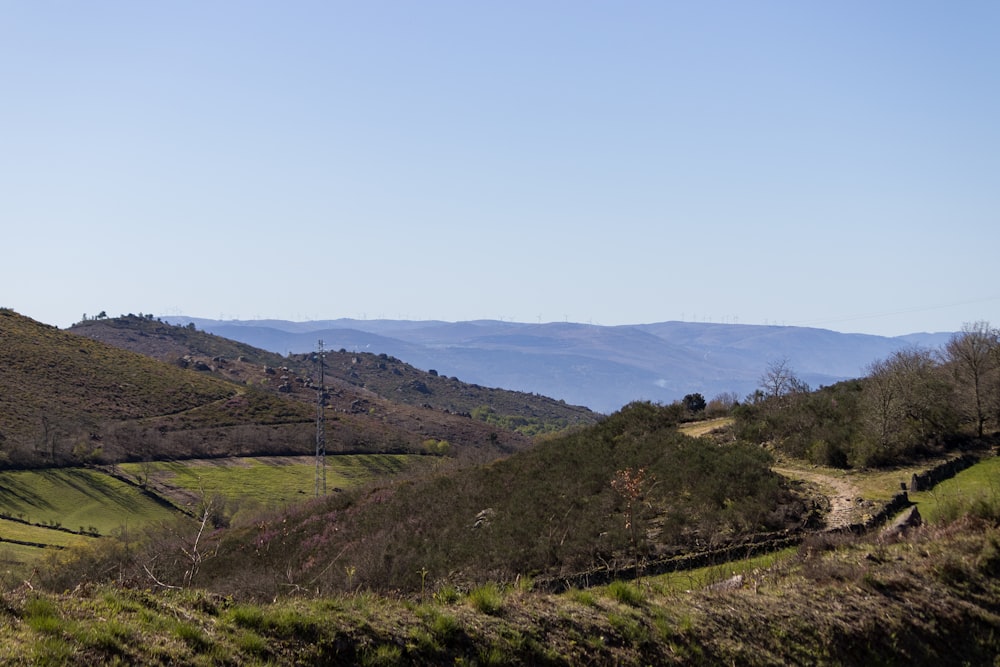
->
xmin=1 ymin=519 xmax=998 ymax=665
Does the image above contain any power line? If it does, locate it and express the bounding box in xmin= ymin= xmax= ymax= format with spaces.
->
xmin=793 ymin=295 xmax=1000 ymax=329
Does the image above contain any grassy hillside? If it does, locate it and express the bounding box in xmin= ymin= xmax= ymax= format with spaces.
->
xmin=0 ymin=310 xmax=530 ymax=467
xmin=0 ymin=310 xmax=238 ymax=465
xmin=0 ymin=455 xmax=443 ymax=577
xmin=0 ymin=467 xmax=181 ymax=575
xmin=3 ymin=518 xmax=999 ymax=665
xmin=0 ymin=468 xmax=178 ymax=536
xmin=909 ymin=455 xmax=1000 ymax=524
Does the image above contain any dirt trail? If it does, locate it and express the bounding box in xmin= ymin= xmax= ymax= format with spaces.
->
xmin=772 ymin=466 xmax=862 ymax=531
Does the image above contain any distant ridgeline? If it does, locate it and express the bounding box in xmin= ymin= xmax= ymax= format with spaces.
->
xmin=164 ymin=316 xmax=955 ymax=412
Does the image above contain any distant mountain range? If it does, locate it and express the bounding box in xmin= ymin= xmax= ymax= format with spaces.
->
xmin=164 ymin=317 xmax=956 ymax=413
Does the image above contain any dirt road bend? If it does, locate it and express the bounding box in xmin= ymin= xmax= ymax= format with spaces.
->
xmin=773 ymin=466 xmax=863 ymax=531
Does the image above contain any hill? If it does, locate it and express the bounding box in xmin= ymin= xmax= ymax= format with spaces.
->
xmin=14 ymin=419 xmax=1000 ymax=664
xmin=0 ymin=310 xmax=531 ymax=468
xmin=60 ymin=402 xmax=807 ymax=598
xmin=163 ymin=316 xmax=958 ymax=412
xmin=0 ymin=309 xmax=261 ymax=466
xmin=70 ymin=315 xmax=598 ymax=438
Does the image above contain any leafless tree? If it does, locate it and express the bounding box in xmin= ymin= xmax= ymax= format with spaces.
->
xmin=611 ymin=467 xmax=653 ymax=585
xmin=758 ymin=358 xmax=809 ymax=406
xmin=863 ymin=357 xmax=904 ymax=453
xmin=871 ymin=347 xmax=956 ymax=450
xmin=142 ymin=494 xmax=220 ymax=590
xmin=945 ymin=321 xmax=999 ymax=437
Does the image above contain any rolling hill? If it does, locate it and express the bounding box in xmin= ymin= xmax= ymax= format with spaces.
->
xmin=0 ymin=310 xmax=551 ymax=468
xmin=163 ymin=316 xmax=957 ymax=412
xmin=69 ymin=315 xmax=598 ymax=439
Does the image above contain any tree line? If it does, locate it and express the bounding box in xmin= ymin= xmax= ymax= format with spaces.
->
xmin=734 ymin=321 xmax=1000 ymax=468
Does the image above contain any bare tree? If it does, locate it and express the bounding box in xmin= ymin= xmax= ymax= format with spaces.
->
xmin=142 ymin=494 xmax=220 ymax=590
xmin=878 ymin=347 xmax=956 ymax=448
xmin=759 ymin=359 xmax=809 ymax=403
xmin=945 ymin=321 xmax=999 ymax=438
xmin=862 ymin=357 xmax=903 ymax=453
xmin=611 ymin=467 xmax=654 ymax=585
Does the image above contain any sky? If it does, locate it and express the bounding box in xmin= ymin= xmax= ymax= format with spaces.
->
xmin=2 ymin=2 xmax=998 ymax=337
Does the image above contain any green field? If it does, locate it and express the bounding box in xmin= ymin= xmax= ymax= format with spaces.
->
xmin=909 ymin=455 xmax=1000 ymax=524
xmin=0 ymin=518 xmax=93 ymax=548
xmin=0 ymin=455 xmax=433 ymax=576
xmin=0 ymin=518 xmax=94 ymax=578
xmin=0 ymin=468 xmax=171 ymax=578
xmin=118 ymin=454 xmax=433 ymax=509
xmin=0 ymin=468 xmax=179 ymax=536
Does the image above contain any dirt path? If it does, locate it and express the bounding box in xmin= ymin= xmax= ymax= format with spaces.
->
xmin=678 ymin=417 xmax=734 ymax=438
xmin=772 ymin=466 xmax=862 ymax=531
xmin=678 ymin=418 xmax=866 ymax=531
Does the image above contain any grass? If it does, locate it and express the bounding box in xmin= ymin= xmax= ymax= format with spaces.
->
xmin=3 ymin=520 xmax=999 ymax=665
xmin=0 ymin=455 xmax=430 ymax=588
xmin=119 ymin=454 xmax=433 ymax=509
xmin=605 ymin=580 xmax=644 ymax=606
xmin=467 ymin=583 xmax=505 ymax=615
xmin=909 ymin=455 xmax=1000 ymax=524
xmin=849 ymin=456 xmax=962 ymax=502
xmin=0 ymin=468 xmax=178 ymax=535
xmin=0 ymin=542 xmax=49 ymax=579
xmin=588 ymin=547 xmax=798 ymax=598
xmin=773 ymin=452 xmax=960 ymax=502
xmin=0 ymin=519 xmax=93 ymax=546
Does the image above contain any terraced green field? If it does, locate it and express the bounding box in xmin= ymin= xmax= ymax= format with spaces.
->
xmin=0 ymin=469 xmax=178 ymax=577
xmin=118 ymin=454 xmax=433 ymax=509
xmin=0 ymin=468 xmax=178 ymax=535
xmin=0 ymin=519 xmax=93 ymax=548
xmin=0 ymin=455 xmax=434 ymax=576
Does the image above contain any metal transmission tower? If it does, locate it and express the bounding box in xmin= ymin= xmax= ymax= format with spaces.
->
xmin=315 ymin=339 xmax=327 ymax=496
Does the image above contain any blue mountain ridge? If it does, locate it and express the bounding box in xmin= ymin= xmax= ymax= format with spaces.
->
xmin=166 ymin=317 xmax=955 ymax=414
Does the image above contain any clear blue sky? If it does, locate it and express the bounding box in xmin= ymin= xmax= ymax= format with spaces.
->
xmin=3 ymin=1 xmax=998 ymax=336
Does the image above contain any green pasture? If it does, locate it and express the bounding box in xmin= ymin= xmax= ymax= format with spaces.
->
xmin=0 ymin=468 xmax=178 ymax=536
xmin=0 ymin=518 xmax=94 ymax=579
xmin=909 ymin=455 xmax=1000 ymax=524
xmin=0 ymin=541 xmax=47 ymax=577
xmin=119 ymin=454 xmax=433 ymax=509
xmin=0 ymin=518 xmax=93 ymax=548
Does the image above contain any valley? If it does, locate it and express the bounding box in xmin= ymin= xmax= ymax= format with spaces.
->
xmin=1 ymin=309 xmax=999 ymax=663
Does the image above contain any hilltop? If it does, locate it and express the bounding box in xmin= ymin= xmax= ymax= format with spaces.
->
xmin=0 ymin=309 xmax=263 ymax=466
